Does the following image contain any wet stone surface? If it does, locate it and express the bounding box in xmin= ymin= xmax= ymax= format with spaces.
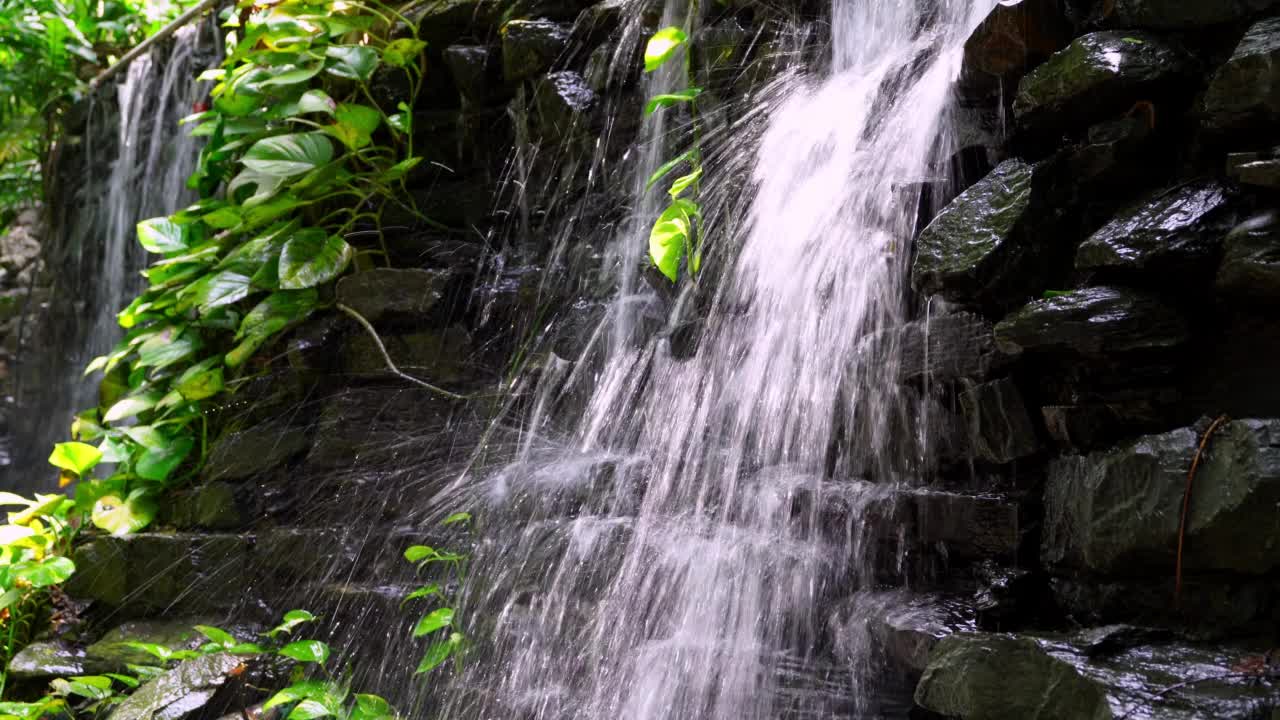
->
xmin=993 ymin=286 xmax=1189 ymax=357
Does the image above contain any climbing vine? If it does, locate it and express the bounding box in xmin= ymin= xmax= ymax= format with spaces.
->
xmin=66 ymin=0 xmax=428 ymax=534
xmin=643 ymin=24 xmax=705 ymax=283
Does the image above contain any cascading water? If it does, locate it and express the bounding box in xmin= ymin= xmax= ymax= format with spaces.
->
xmin=7 ymin=23 xmax=216 ymax=491
xmin=441 ymin=0 xmax=996 ymax=717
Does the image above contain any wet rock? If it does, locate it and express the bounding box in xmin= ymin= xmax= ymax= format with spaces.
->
xmin=1041 ymin=398 xmax=1173 ymax=452
xmin=1075 ymin=180 xmax=1240 ymax=275
xmin=972 ymin=562 xmax=1051 ymax=630
xmin=1050 ymin=575 xmax=1276 ymax=631
xmin=412 ymin=0 xmax=502 ymax=49
xmin=993 ymin=286 xmax=1189 ymax=357
xmin=895 ymin=312 xmax=1011 ymax=383
xmin=1108 ymin=0 xmax=1280 ymax=29
xmin=958 ymin=0 xmax=1074 ymax=104
xmin=335 ymin=268 xmax=453 ymax=324
xmin=203 ymin=421 xmax=310 ymax=482
xmin=1227 ymin=152 xmax=1280 ymax=190
xmin=444 ymin=45 xmax=496 ymax=107
xmin=108 ymin=653 xmax=244 ymax=720
xmin=534 ymin=71 xmax=594 ymax=140
xmin=1066 ymin=115 xmax=1154 ymax=189
xmin=1014 ymin=32 xmax=1191 ymax=135
xmin=502 ymin=20 xmax=571 ymax=85
xmin=162 ymin=482 xmax=243 ymax=529
xmin=831 ymin=592 xmax=975 ymax=673
xmin=1203 ymin=17 xmax=1280 ymax=132
xmin=7 ymin=642 xmax=87 ymax=681
xmin=910 ymin=488 xmax=1021 ymax=561
xmin=342 ymin=325 xmax=474 ymax=383
xmin=960 ymin=377 xmax=1040 ymax=464
xmin=1042 ymin=418 xmax=1280 ymax=576
xmin=912 ymin=159 xmax=1059 ymax=307
xmin=1217 ymin=212 xmax=1280 ymax=300
xmin=914 ymin=633 xmax=1113 ymax=720
xmin=67 ymin=534 xmax=253 ymax=614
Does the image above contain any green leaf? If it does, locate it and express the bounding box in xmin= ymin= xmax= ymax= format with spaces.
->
xmin=442 ymin=512 xmax=471 ymax=526
xmin=242 ymin=133 xmax=334 ymax=177
xmin=383 ymin=157 xmax=421 ymax=182
xmin=278 ymin=230 xmax=353 ymax=290
xmin=404 ymin=545 xmax=436 ymax=563
xmin=122 ymin=642 xmax=172 ymax=662
xmin=263 ymin=681 xmax=328 ymax=712
xmin=48 ymin=442 xmax=102 ymax=476
xmin=415 ymin=633 xmax=462 ymax=674
xmin=413 ymin=608 xmax=454 ymax=637
xmin=136 ymin=329 xmax=200 ymax=370
xmin=644 ymin=26 xmax=688 ymax=72
xmin=186 ymin=270 xmax=254 ymax=314
xmin=645 ymin=87 xmax=702 ymax=114
xmin=649 ymin=207 xmax=690 ymax=283
xmin=194 ymin=625 xmax=237 ymax=647
xmin=104 ymin=674 xmax=140 ymax=689
xmin=10 ymin=557 xmax=75 ymax=588
xmin=298 ymin=89 xmax=337 ymax=115
xmin=91 ymin=491 xmax=157 ymax=536
xmin=383 ymin=38 xmax=427 ymax=67
xmin=258 ymin=62 xmax=324 ymax=86
xmin=325 ymin=45 xmax=378 ymax=81
xmin=669 ymin=168 xmax=702 ymax=197
xmin=137 ymin=218 xmax=191 ymax=254
xmin=203 ymin=206 xmax=243 ymax=229
xmin=226 ymin=289 xmax=318 ymax=367
xmin=402 ymin=584 xmax=441 ymax=603
xmin=325 ymin=103 xmax=381 ymax=149
xmin=267 ymin=609 xmax=317 ymax=637
xmin=135 ymin=435 xmax=195 ymax=482
xmin=175 ymin=360 xmax=225 ymax=402
xmin=350 ymin=694 xmax=392 ymax=720
xmin=287 ymin=700 xmax=333 ymax=720
xmin=646 ymin=150 xmax=695 ymax=190
xmin=278 ymin=640 xmax=330 ymax=665
xmin=103 ymin=390 xmax=164 ymax=423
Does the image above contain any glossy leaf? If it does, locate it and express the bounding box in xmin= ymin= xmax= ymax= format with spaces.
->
xmin=645 ymin=149 xmax=694 ymax=190
xmin=137 ymin=218 xmax=191 ymax=254
xmin=644 ymin=26 xmax=688 ymax=72
xmin=258 ymin=62 xmax=324 ymax=86
xmin=278 ymin=230 xmax=353 ymax=290
xmin=10 ymin=556 xmax=75 ymax=588
xmin=91 ymin=491 xmax=157 ymax=536
xmin=413 ymin=608 xmax=454 ymax=637
xmin=135 ymin=435 xmax=194 ymax=482
xmin=267 ymin=609 xmax=317 ymax=637
xmin=226 ymin=289 xmax=318 ymax=367
xmin=48 ymin=442 xmax=103 ymax=476
xmin=325 ymin=45 xmax=378 ymax=81
xmin=175 ymin=360 xmax=224 ymax=401
xmin=103 ymin=390 xmax=164 ymax=423
xmin=415 ymin=633 xmax=462 ymax=674
xmin=382 ymin=38 xmax=426 ymax=67
xmin=278 ymin=640 xmax=330 ymax=665
xmin=649 ymin=215 xmax=688 ymax=282
xmin=242 ymin=133 xmax=334 ymax=177
xmin=645 ymin=87 xmax=702 ymax=114
xmin=194 ymin=625 xmax=237 ymax=647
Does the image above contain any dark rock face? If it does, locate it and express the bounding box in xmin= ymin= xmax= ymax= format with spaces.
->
xmin=502 ymin=19 xmax=571 ymax=84
xmin=1203 ymin=17 xmax=1280 ymax=132
xmin=1109 ymin=0 xmax=1280 ymax=28
xmin=1014 ymin=32 xmax=1191 ymax=134
xmin=1075 ymin=180 xmax=1240 ymax=275
xmin=914 ymin=634 xmax=1113 ymax=720
xmin=534 ymin=70 xmax=595 ymax=140
xmin=108 ymin=653 xmax=243 ymax=720
xmin=444 ymin=45 xmax=496 ymax=107
xmin=1216 ymin=212 xmax=1280 ymax=300
xmin=67 ymin=534 xmax=253 ymax=615
xmin=959 ymin=0 xmax=1074 ymax=103
xmin=1042 ymin=419 xmax=1280 ymax=576
xmin=993 ymin=286 xmax=1189 ymax=357
xmin=1228 ymin=150 xmax=1280 ymax=189
xmin=960 ymin=377 xmax=1041 ymax=464
xmin=334 ymin=268 xmax=452 ymax=323
xmin=895 ymin=312 xmax=1010 ymax=383
xmin=911 ymin=160 xmax=1057 ymax=306
xmin=203 ymin=421 xmax=310 ymax=482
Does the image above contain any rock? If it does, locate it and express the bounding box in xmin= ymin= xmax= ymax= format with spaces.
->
xmin=203 ymin=421 xmax=310 ymax=482
xmin=1229 ymin=157 xmax=1280 ymax=190
xmin=960 ymin=377 xmax=1040 ymax=464
xmin=910 ymin=488 xmax=1021 ymax=561
xmin=335 ymin=267 xmax=453 ymax=324
xmin=993 ymin=286 xmax=1189 ymax=357
xmin=958 ymin=0 xmax=1074 ymax=103
xmin=412 ymin=0 xmax=502 ymax=48
xmin=108 ymin=653 xmax=243 ymax=720
xmin=1050 ymin=575 xmax=1276 ymax=631
xmin=444 ymin=45 xmax=496 ymax=107
xmin=66 ymin=534 xmax=253 ymax=614
xmin=1108 ymin=0 xmax=1280 ymax=28
xmin=1042 ymin=418 xmax=1280 ymax=576
xmin=830 ymin=592 xmax=975 ymax=673
xmin=341 ymin=325 xmax=474 ymax=383
xmin=502 ymin=20 xmax=571 ymax=85
xmin=1014 ymin=32 xmax=1191 ymax=135
xmin=895 ymin=312 xmax=1011 ymax=383
xmin=1066 ymin=115 xmax=1154 ymax=189
xmin=7 ymin=642 xmax=87 ymax=680
xmin=534 ymin=71 xmax=594 ymax=140
xmin=914 ymin=633 xmax=1113 ymax=720
xmin=1217 ymin=212 xmax=1280 ymax=300
xmin=1204 ymin=18 xmax=1280 ymax=132
xmin=1075 ymin=180 xmax=1240 ymax=275
xmin=972 ymin=561 xmax=1053 ymax=630
xmin=911 ymin=159 xmax=1058 ymax=307
xmin=162 ymin=482 xmax=243 ymax=529
xmin=86 ymin=619 xmax=220 ymax=671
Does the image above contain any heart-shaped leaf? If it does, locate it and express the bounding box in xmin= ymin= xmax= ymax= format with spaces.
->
xmin=278 ymin=230 xmax=353 ymax=289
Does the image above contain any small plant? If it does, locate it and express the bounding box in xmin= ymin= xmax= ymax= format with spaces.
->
xmin=643 ymin=24 xmax=705 ymax=283
xmin=402 ymin=512 xmax=471 ymax=675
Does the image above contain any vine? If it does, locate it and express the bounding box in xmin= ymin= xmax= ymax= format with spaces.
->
xmin=63 ymin=0 xmax=429 ymax=535
xmin=643 ymin=23 xmax=706 ymax=283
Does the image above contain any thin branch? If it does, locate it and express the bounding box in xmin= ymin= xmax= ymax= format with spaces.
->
xmin=335 ymin=302 xmax=467 ymax=400
xmin=1176 ymin=414 xmax=1230 ymax=604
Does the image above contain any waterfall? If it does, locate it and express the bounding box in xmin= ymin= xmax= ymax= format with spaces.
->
xmin=443 ymin=0 xmax=996 ymax=717
xmin=7 ymin=23 xmax=216 ymax=492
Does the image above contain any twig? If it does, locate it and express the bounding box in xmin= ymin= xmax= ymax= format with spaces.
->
xmin=1176 ymin=414 xmax=1230 ymax=604
xmin=335 ymin=303 xmax=467 ymax=400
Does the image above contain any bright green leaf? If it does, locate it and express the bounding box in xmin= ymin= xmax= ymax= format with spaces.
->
xmin=91 ymin=492 xmax=157 ymax=536
xmin=278 ymin=230 xmax=353 ymax=290
xmin=645 ymin=87 xmax=702 ymax=114
xmin=413 ymin=608 xmax=454 ymax=637
xmin=137 ymin=218 xmax=191 ymax=254
xmin=242 ymin=133 xmax=334 ymax=177
xmin=278 ymin=640 xmax=330 ymax=665
xmin=48 ymin=442 xmax=102 ymax=476
xmin=644 ymin=27 xmax=688 ymax=72
xmin=325 ymin=45 xmax=378 ymax=81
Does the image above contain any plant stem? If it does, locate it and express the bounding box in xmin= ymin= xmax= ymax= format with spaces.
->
xmin=334 ymin=303 xmax=467 ymax=399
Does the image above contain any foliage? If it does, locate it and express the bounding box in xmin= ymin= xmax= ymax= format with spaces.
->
xmin=643 ymin=24 xmax=705 ymax=283
xmin=71 ymin=0 xmax=428 ymax=535
xmin=0 ymin=0 xmax=189 ymax=224
xmin=402 ymin=512 xmax=471 ymax=675
xmin=0 ymin=610 xmax=400 ymax=720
